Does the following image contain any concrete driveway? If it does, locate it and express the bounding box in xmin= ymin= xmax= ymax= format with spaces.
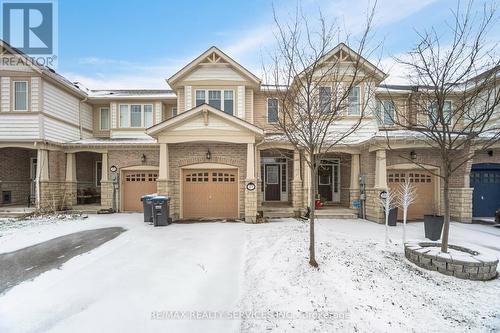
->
xmin=0 ymin=215 xmax=246 ymax=333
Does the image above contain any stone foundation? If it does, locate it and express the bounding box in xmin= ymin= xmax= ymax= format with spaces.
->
xmin=364 ymin=188 xmax=385 ymax=223
xmin=100 ymin=181 xmax=114 ymax=209
xmin=65 ymin=181 xmax=77 ymax=207
xmin=441 ymin=188 xmax=473 ymax=223
xmin=39 ymin=181 xmax=69 ymax=210
xmin=405 ymin=241 xmax=498 ymax=281
xmin=245 ymin=181 xmax=257 ymax=223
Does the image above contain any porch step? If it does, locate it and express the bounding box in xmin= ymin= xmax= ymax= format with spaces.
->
xmin=260 ymin=206 xmax=296 ymax=218
xmin=0 ymin=207 xmax=36 ymax=218
xmin=315 ymin=208 xmax=358 ymax=219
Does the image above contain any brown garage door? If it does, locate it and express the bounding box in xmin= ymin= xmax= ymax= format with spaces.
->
xmin=183 ymin=169 xmax=238 ymax=219
xmin=388 ymin=170 xmax=436 ymax=220
xmin=122 ymin=171 xmax=158 ymax=212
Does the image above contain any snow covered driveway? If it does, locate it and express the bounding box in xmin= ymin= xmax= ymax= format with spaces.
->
xmin=0 ymin=214 xmax=245 ymax=333
xmin=0 ymin=214 xmax=499 ymax=333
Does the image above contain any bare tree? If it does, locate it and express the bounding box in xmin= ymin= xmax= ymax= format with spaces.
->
xmin=396 ymin=180 xmax=417 ymax=244
xmin=381 ymin=1 xmax=500 ymax=252
xmin=264 ymin=5 xmax=383 ymax=267
xmin=379 ymin=189 xmax=397 ymax=245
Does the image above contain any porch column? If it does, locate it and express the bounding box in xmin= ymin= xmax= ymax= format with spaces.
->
xmin=36 ymin=149 xmax=49 ymax=208
xmin=291 ymin=149 xmax=303 ymax=212
xmin=245 ymin=143 xmax=257 ymax=223
xmin=65 ymin=153 xmax=77 ymax=206
xmin=303 ymin=152 xmax=312 ymax=207
xmin=256 ymin=147 xmax=262 ymax=209
xmin=100 ymin=152 xmax=113 ymax=208
xmin=374 ymin=149 xmax=387 ymax=189
xmin=349 ymin=154 xmax=360 ymax=209
xmin=157 ymin=143 xmax=170 ymax=198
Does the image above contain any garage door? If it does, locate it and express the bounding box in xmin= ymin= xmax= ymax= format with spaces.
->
xmin=183 ymin=169 xmax=238 ymax=219
xmin=122 ymin=171 xmax=158 ymax=212
xmin=470 ymin=163 xmax=500 ymax=217
xmin=388 ymin=170 xmax=435 ymax=220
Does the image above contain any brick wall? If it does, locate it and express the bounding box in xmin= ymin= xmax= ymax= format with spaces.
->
xmin=76 ymin=152 xmax=101 ymax=191
xmin=0 ymin=148 xmax=36 ymax=205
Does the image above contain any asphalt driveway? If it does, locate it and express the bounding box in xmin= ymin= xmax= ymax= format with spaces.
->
xmin=0 ymin=227 xmax=125 ymax=294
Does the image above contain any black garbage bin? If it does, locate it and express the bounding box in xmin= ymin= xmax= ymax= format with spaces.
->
xmin=141 ymin=194 xmax=156 ymax=223
xmin=384 ymin=207 xmax=398 ymax=226
xmin=152 ymin=196 xmax=171 ymax=227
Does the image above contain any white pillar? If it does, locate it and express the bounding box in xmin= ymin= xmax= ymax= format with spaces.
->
xmin=246 ymin=143 xmax=255 ymax=179
xmin=159 ymin=143 xmax=169 ymax=180
xmin=65 ymin=153 xmax=76 ymax=182
xmin=303 ymin=152 xmax=312 ymax=206
xmin=375 ymin=150 xmax=387 ymax=189
xmin=350 ymin=154 xmax=360 ymax=189
xmin=101 ymin=152 xmax=109 ymax=182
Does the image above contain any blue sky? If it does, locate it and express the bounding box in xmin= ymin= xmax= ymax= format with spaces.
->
xmin=56 ymin=0 xmax=499 ymax=89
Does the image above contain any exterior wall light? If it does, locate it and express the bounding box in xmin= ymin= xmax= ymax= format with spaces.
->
xmin=141 ymin=154 xmax=146 ymax=163
xmin=206 ymin=150 xmax=211 ymax=160
xmin=410 ymin=150 xmax=417 ymax=160
xmin=487 ymin=150 xmax=493 ymax=157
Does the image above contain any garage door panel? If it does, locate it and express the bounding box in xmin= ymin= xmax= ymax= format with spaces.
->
xmin=388 ymin=170 xmax=435 ymax=220
xmin=183 ymin=169 xmax=238 ymax=219
xmin=123 ymin=171 xmax=158 ymax=212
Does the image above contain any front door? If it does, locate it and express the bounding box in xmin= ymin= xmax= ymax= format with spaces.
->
xmin=265 ymin=164 xmax=280 ymax=201
xmin=471 ymin=164 xmax=500 ymax=217
xmin=318 ymin=165 xmax=333 ymax=201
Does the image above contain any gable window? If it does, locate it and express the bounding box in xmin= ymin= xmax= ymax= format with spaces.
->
xmin=224 ymin=91 xmax=234 ymax=115
xmin=171 ymin=106 xmax=177 ymax=116
xmin=267 ymin=98 xmax=278 ymax=123
xmin=119 ymin=104 xmax=154 ymax=128
xmin=208 ymin=90 xmax=221 ymax=109
xmin=319 ymin=86 xmax=332 ymax=114
xmin=195 ymin=91 xmax=205 ymax=106
xmin=377 ymin=100 xmax=395 ymax=125
xmin=143 ymin=104 xmax=153 ymax=128
xmin=99 ymin=107 xmax=110 ymax=130
xmin=195 ymin=89 xmax=234 ymax=114
xmin=347 ymin=86 xmax=360 ymax=115
xmin=14 ymin=81 xmax=28 ymax=111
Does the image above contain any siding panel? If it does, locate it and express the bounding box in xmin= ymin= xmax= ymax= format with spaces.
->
xmin=1 ymin=77 xmax=10 ymax=112
xmin=43 ymin=81 xmax=80 ymax=126
xmin=0 ymin=114 xmax=39 ymax=139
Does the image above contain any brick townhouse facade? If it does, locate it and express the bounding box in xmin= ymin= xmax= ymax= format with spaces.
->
xmin=0 ymin=41 xmax=499 ymax=223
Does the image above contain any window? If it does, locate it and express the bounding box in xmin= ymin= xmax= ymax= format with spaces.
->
xmin=195 ymin=89 xmax=234 ymax=113
xmin=429 ymin=100 xmax=452 ymax=124
xmin=171 ymin=106 xmax=177 ymax=116
xmin=348 ymin=86 xmax=360 ymax=115
xmin=14 ymin=81 xmax=28 ymax=111
xmin=143 ymin=104 xmax=153 ymax=128
xmin=267 ymin=98 xmax=278 ymax=123
xmin=319 ymin=86 xmax=332 ymax=113
xmin=99 ymin=107 xmax=110 ymax=130
xmin=224 ymin=90 xmax=234 ymax=115
xmin=119 ymin=105 xmax=130 ymax=127
xmin=208 ymin=90 xmax=221 ymax=109
xmin=377 ymin=100 xmax=395 ymax=125
xmin=195 ymin=90 xmax=205 ymax=106
xmin=119 ymin=104 xmax=153 ymax=128
xmin=95 ymin=161 xmax=102 ymax=187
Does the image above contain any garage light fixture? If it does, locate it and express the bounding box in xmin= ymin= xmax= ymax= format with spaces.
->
xmin=206 ymin=150 xmax=211 ymax=160
xmin=410 ymin=150 xmax=417 ymax=160
xmin=487 ymin=150 xmax=493 ymax=157
xmin=141 ymin=154 xmax=146 ymax=163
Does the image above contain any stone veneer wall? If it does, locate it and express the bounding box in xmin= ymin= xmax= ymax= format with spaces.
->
xmin=167 ymin=143 xmax=247 ymax=220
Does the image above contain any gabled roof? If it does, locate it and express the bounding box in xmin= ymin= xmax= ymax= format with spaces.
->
xmin=146 ymin=103 xmax=264 ymax=137
xmin=299 ymin=43 xmax=387 ymax=82
xmin=167 ymin=46 xmax=261 ymax=88
xmin=88 ymin=89 xmax=177 ymax=100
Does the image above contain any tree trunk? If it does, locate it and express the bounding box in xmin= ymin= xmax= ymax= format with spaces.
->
xmin=309 ymin=165 xmax=318 ymax=267
xmin=403 ymin=208 xmax=407 ymax=244
xmin=441 ymin=177 xmax=450 ymax=253
xmin=384 ymin=193 xmax=389 ymax=244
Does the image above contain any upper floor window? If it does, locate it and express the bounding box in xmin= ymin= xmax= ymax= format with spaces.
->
xmin=99 ymin=107 xmax=110 ymax=130
xmin=377 ymin=100 xmax=395 ymax=125
xmin=429 ymin=100 xmax=452 ymax=124
xmin=267 ymin=98 xmax=278 ymax=123
xmin=171 ymin=106 xmax=177 ymax=117
xmin=119 ymin=104 xmax=153 ymax=128
xmin=319 ymin=86 xmax=332 ymax=114
xmin=195 ymin=89 xmax=234 ymax=115
xmin=14 ymin=80 xmax=28 ymax=111
xmin=347 ymin=86 xmax=360 ymax=115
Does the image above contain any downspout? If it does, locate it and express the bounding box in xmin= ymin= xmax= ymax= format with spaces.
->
xmin=79 ymin=96 xmax=88 ymax=139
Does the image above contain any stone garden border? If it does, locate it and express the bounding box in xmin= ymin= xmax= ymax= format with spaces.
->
xmin=404 ymin=241 xmax=498 ymax=281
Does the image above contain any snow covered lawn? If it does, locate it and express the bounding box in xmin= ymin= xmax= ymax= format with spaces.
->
xmin=0 ymin=214 xmax=499 ymax=332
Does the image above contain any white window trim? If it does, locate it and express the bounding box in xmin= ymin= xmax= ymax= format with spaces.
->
xmin=194 ymin=89 xmax=235 ymax=114
xmin=378 ymin=100 xmax=395 ymax=125
xmin=118 ymin=104 xmax=154 ymax=128
xmin=99 ymin=107 xmax=110 ymax=130
xmin=428 ymin=100 xmax=453 ymax=126
xmin=319 ymin=85 xmax=332 ymax=114
xmin=95 ymin=161 xmax=102 ymax=187
xmin=13 ymin=80 xmax=29 ymax=111
xmin=266 ymin=97 xmax=279 ymax=123
xmin=171 ymin=106 xmax=177 ymax=117
xmin=347 ymin=86 xmax=360 ymax=116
